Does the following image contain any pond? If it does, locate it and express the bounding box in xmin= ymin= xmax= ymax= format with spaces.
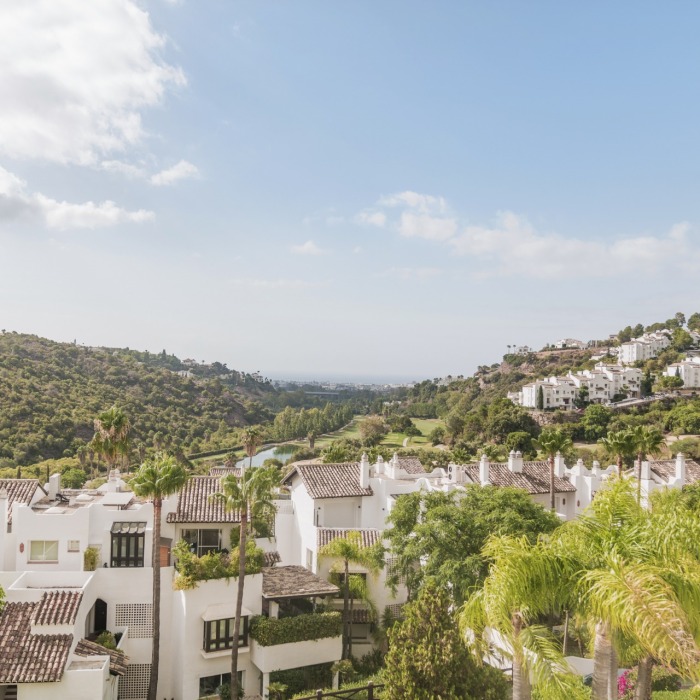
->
xmin=236 ymin=444 xmax=299 ymax=468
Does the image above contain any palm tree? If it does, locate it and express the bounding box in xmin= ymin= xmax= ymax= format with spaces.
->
xmin=628 ymin=426 xmax=664 ymax=504
xmin=535 ymin=429 xmax=573 ymax=511
xmin=318 ymin=531 xmax=385 ymax=659
xmin=241 ymin=426 xmax=263 ymax=469
xmin=460 ymin=536 xmax=583 ymax=700
xmin=598 ymin=429 xmax=636 ymax=477
xmin=556 ymin=479 xmax=700 ymax=699
xmin=90 ymin=405 xmax=131 ymax=473
xmin=211 ymin=466 xmax=280 ymax=699
xmin=131 ymin=453 xmax=189 ymax=700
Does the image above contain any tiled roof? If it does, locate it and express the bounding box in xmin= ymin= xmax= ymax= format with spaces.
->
xmin=263 ymin=551 xmax=281 ymax=567
xmin=74 ymin=639 xmax=128 ymax=676
xmin=262 ymin=565 xmax=339 ymax=599
xmin=284 ymin=463 xmax=373 ymax=499
xmin=209 ymin=466 xmax=243 ymax=478
xmin=0 ymin=479 xmax=43 ymax=524
xmin=166 ymin=476 xmax=241 ymax=523
xmin=32 ymin=591 xmax=82 ymax=626
xmin=345 ymin=608 xmax=374 ymax=624
xmin=0 ymin=602 xmax=72 ymax=683
xmin=646 ymin=459 xmax=700 ymax=484
xmin=395 ymin=458 xmax=425 ymax=475
xmin=463 ymin=462 xmax=576 ymax=494
xmin=317 ymin=528 xmax=383 ymax=549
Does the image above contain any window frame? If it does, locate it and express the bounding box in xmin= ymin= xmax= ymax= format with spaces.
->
xmin=110 ymin=524 xmax=145 ymax=568
xmin=203 ymin=616 xmax=248 ymax=652
xmin=29 ymin=540 xmax=59 ymax=562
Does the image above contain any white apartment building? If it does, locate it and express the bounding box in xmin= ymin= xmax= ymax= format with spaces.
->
xmin=618 ymin=331 xmax=671 ymax=365
xmin=553 ymin=338 xmax=586 ymax=350
xmin=515 ymin=363 xmax=642 ymax=409
xmin=666 ymin=356 xmax=700 ymax=388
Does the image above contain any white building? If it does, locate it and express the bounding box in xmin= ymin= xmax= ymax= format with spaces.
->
xmin=515 ymin=363 xmax=642 ymax=409
xmin=553 ymin=338 xmax=586 ymax=350
xmin=618 ymin=331 xmax=671 ymax=365
xmin=665 ymin=356 xmax=700 ymax=388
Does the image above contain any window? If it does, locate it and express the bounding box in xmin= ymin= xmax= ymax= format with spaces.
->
xmin=111 ymin=522 xmax=145 ymax=568
xmin=67 ymin=540 xmax=80 ymax=552
xmin=199 ymin=673 xmax=242 ymax=698
xmin=181 ymin=528 xmax=222 ymax=556
xmin=29 ymin=540 xmax=58 ymax=562
xmin=203 ymin=617 xmax=248 ymax=652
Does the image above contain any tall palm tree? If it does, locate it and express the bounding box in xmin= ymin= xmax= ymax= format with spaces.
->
xmin=535 ymin=429 xmax=573 ymax=511
xmin=131 ymin=453 xmax=189 ymax=700
xmin=319 ymin=531 xmax=385 ymax=659
xmin=90 ymin=405 xmax=131 ymax=473
xmin=628 ymin=426 xmax=664 ymax=504
xmin=211 ymin=466 xmax=280 ymax=699
xmin=241 ymin=426 xmax=263 ymax=469
xmin=598 ymin=429 xmax=636 ymax=477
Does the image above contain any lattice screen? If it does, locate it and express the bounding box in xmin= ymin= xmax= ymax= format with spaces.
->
xmin=115 ymin=603 xmax=153 ymax=638
xmin=118 ymin=663 xmax=151 ymax=699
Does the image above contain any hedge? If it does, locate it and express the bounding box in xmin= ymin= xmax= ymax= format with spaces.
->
xmin=249 ymin=612 xmax=342 ymax=647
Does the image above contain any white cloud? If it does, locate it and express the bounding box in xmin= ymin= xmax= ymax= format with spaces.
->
xmin=150 ymin=160 xmax=200 ymax=186
xmin=291 ymin=240 xmax=324 ymax=256
xmin=361 ymin=190 xmax=700 ymax=279
xmin=0 ymin=166 xmax=153 ymax=229
xmin=356 ymin=211 xmax=387 ymax=228
xmin=0 ymin=1 xmax=185 ymax=166
xmin=378 ymin=191 xmax=448 ymax=215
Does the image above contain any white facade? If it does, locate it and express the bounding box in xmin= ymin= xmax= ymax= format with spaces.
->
xmin=618 ymin=331 xmax=671 ymax=365
xmin=666 ymin=356 xmax=700 ymax=388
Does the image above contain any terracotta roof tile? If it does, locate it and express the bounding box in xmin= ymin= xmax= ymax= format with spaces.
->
xmin=166 ymin=476 xmax=241 ymax=523
xmin=0 ymin=479 xmax=43 ymax=524
xmin=74 ymin=639 xmax=128 ymax=676
xmin=32 ymin=591 xmax=82 ymax=626
xmin=647 ymin=458 xmax=700 ymax=483
xmin=209 ymin=466 xmax=243 ymax=478
xmin=284 ymin=463 xmax=372 ymax=499
xmin=263 ymin=551 xmax=281 ymax=567
xmin=262 ymin=565 xmax=339 ymax=599
xmin=317 ymin=528 xmax=383 ymax=549
xmin=395 ymin=458 xmax=425 ymax=475
xmin=463 ymin=462 xmax=576 ymax=494
xmin=0 ymin=602 xmax=72 ymax=683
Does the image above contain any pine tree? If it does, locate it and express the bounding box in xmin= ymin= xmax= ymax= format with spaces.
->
xmin=384 ymin=580 xmax=508 ymax=700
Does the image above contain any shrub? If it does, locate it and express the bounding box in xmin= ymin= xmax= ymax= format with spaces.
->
xmin=95 ymin=630 xmax=117 ymax=650
xmin=249 ymin=612 xmax=342 ymax=647
xmin=619 ymin=664 xmax=682 ymax=698
xmin=83 ymin=546 xmax=99 ymax=571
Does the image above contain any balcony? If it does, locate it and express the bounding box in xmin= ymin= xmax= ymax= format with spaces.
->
xmin=249 ymin=612 xmax=342 ymax=672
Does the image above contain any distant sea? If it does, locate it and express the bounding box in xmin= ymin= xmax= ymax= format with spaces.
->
xmin=268 ymin=371 xmax=425 ymax=385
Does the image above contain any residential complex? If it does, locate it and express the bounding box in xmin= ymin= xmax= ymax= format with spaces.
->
xmin=0 ymin=447 xmax=698 ymax=700
xmin=618 ymin=330 xmax=671 ymax=365
xmin=511 ymin=363 xmax=642 ymax=409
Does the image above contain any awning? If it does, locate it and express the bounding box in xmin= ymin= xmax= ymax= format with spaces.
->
xmin=201 ymin=602 xmax=253 ymax=622
xmin=111 ymin=522 xmax=146 ymax=534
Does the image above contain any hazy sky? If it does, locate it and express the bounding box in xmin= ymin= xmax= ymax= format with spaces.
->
xmin=2 ymin=2 xmax=700 ymax=381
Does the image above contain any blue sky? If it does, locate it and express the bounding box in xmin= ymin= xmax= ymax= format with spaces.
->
xmin=1 ymin=1 xmax=700 ymax=380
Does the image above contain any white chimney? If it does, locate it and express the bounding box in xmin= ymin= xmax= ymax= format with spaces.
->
xmin=554 ymin=451 xmax=566 ymax=477
xmin=640 ymin=460 xmax=651 ymax=480
xmin=508 ymin=450 xmax=523 ymax=473
xmin=592 ymin=460 xmax=601 ymax=476
xmin=376 ymin=455 xmax=384 ymax=475
xmin=360 ymin=453 xmax=370 ymax=488
xmin=48 ymin=473 xmax=61 ymax=500
xmin=479 ymin=455 xmax=490 ymax=486
xmin=676 ymin=453 xmax=686 ymax=483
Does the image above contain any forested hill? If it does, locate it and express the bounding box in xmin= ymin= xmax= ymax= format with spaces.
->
xmin=0 ymin=332 xmax=277 ymax=466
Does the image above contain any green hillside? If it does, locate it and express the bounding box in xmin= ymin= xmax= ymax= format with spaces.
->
xmin=0 ymin=332 xmax=277 ymax=466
